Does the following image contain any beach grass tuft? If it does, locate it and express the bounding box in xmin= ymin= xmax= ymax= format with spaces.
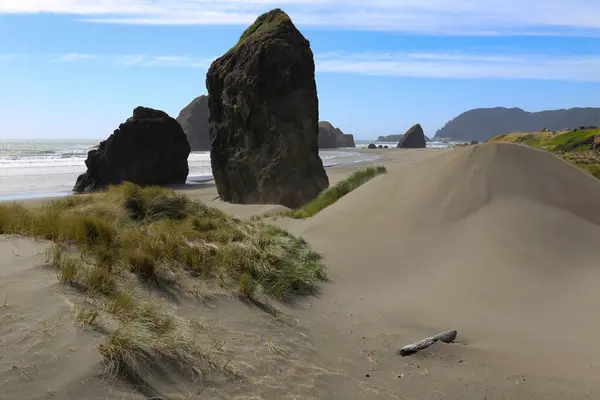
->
xmin=0 ymin=182 xmax=326 ymax=380
xmin=287 ymin=165 xmax=387 ymax=219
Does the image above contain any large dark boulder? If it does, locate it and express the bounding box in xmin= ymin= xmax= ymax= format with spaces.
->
xmin=73 ymin=107 xmax=190 ymax=193
xmin=397 ymin=124 xmax=427 ymax=149
xmin=206 ymin=9 xmax=328 ymax=208
xmin=176 ymin=95 xmax=210 ymax=151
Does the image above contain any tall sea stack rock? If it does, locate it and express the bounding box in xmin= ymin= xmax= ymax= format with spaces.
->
xmin=206 ymin=9 xmax=328 ymax=208
xmin=73 ymin=107 xmax=190 ymax=193
xmin=397 ymin=123 xmax=427 ymax=149
xmin=176 ymin=95 xmax=210 ymax=151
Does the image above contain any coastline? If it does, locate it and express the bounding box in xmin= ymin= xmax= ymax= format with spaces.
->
xmin=0 ymin=148 xmax=384 ymax=204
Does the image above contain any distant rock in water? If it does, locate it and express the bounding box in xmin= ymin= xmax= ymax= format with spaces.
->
xmin=378 ymin=133 xmax=431 ymax=144
xmin=319 ymin=121 xmax=355 ymax=148
xmin=73 ymin=107 xmax=190 ymax=193
xmin=435 ymin=107 xmax=600 ymax=142
xmin=397 ymin=124 xmax=426 ymax=149
xmin=176 ymin=95 xmax=210 ymax=151
xmin=206 ymin=9 xmax=328 ymax=208
xmin=378 ymin=134 xmax=403 ymax=142
xmin=368 ymin=143 xmax=377 ymax=149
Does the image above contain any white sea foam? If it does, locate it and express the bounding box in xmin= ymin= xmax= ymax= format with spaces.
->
xmin=0 ymin=139 xmax=456 ymax=199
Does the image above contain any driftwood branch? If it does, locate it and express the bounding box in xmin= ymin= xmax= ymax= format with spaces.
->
xmin=398 ymin=330 xmax=457 ymax=357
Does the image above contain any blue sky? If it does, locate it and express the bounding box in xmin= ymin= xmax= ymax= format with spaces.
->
xmin=1 ymin=1 xmax=600 ymax=140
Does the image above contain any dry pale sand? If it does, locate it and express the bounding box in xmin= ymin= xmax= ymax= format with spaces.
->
xmin=2 ymin=144 xmax=600 ymax=399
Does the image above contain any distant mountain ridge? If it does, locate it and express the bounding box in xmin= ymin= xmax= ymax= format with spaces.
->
xmin=435 ymin=107 xmax=600 ymax=142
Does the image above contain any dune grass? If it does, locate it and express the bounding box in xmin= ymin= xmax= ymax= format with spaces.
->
xmin=287 ymin=165 xmax=387 ymax=219
xmin=488 ymin=128 xmax=600 ymax=180
xmin=0 ymin=182 xmax=326 ymax=380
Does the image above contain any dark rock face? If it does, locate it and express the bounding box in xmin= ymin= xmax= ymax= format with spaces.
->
xmin=367 ymin=143 xmax=377 ymax=149
xmin=73 ymin=107 xmax=190 ymax=193
xmin=397 ymin=124 xmax=427 ymax=149
xmin=206 ymin=9 xmax=328 ymax=208
xmin=318 ymin=121 xmax=355 ymax=148
xmin=339 ymin=134 xmax=356 ymax=148
xmin=176 ymin=95 xmax=210 ymax=151
xmin=318 ymin=122 xmax=338 ymax=148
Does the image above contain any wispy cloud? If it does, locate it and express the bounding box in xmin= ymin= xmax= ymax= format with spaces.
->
xmin=4 ymin=50 xmax=599 ymax=82
xmin=42 ymin=53 xmax=215 ymax=68
xmin=2 ymin=0 xmax=600 ymax=36
xmin=315 ymin=51 xmax=600 ymax=81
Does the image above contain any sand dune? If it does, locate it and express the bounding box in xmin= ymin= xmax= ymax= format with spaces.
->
xmin=3 ymin=143 xmax=600 ymax=399
xmin=286 ymin=143 xmax=600 ymax=398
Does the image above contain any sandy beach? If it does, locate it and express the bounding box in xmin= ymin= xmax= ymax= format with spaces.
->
xmin=2 ymin=143 xmax=600 ymax=399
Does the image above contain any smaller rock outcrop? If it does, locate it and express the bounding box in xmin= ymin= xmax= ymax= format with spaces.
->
xmin=338 ymin=133 xmax=356 ymax=148
xmin=368 ymin=143 xmax=377 ymax=149
xmin=397 ymin=124 xmax=427 ymax=149
xmin=73 ymin=107 xmax=190 ymax=193
xmin=176 ymin=95 xmax=210 ymax=151
xmin=318 ymin=122 xmax=338 ymax=148
xmin=318 ymin=121 xmax=356 ymax=148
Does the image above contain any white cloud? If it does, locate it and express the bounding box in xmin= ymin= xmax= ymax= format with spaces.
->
xmin=2 ymin=0 xmax=600 ymax=35
xmin=44 ymin=53 xmax=215 ymax=68
xmin=315 ymin=51 xmax=600 ymax=81
xmin=5 ymin=50 xmax=600 ymax=82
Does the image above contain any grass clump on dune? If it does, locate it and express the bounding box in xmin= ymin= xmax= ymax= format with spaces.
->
xmin=0 ymin=182 xmax=325 ymax=380
xmin=287 ymin=165 xmax=387 ymax=219
xmin=488 ymin=128 xmax=600 ymax=180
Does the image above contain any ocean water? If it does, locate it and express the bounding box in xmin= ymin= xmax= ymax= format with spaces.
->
xmin=0 ymin=138 xmax=455 ymax=199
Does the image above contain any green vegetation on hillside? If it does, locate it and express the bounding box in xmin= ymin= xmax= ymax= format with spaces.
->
xmin=488 ymin=128 xmax=600 ymax=179
xmin=0 ymin=183 xmax=325 ymax=378
xmin=287 ymin=165 xmax=387 ymax=219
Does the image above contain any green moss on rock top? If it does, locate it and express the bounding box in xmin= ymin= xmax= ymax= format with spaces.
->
xmin=238 ymin=8 xmax=293 ymax=45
